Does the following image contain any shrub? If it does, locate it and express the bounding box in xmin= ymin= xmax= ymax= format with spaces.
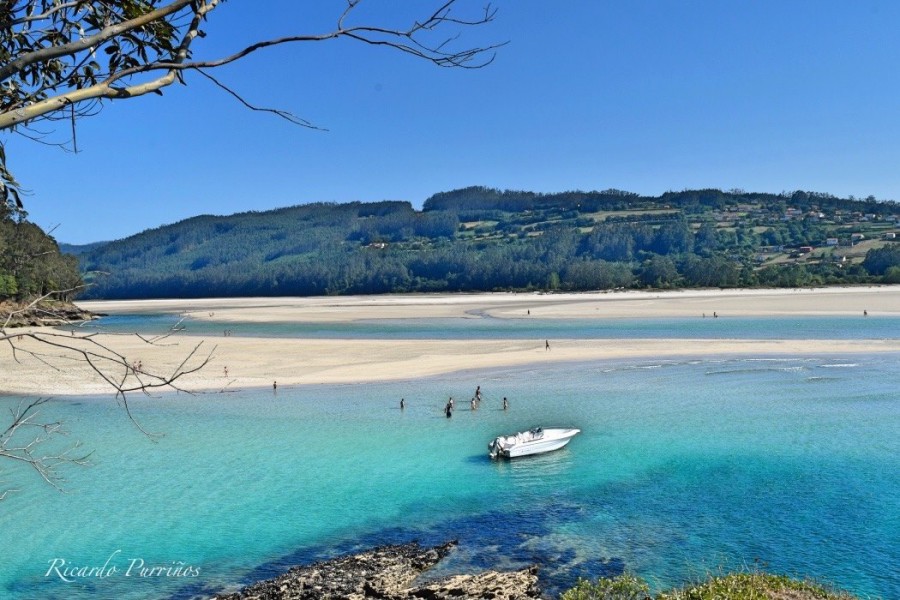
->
xmin=657 ymin=572 xmax=858 ymax=600
xmin=560 ymin=573 xmax=651 ymax=600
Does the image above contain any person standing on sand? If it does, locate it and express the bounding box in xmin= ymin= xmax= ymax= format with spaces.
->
xmin=545 ymin=340 xmax=550 ymax=351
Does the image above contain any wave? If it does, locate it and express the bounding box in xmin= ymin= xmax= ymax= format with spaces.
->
xmin=706 ymin=369 xmax=772 ymax=376
xmin=805 ymin=376 xmax=841 ymax=383
xmin=745 ymin=357 xmax=815 ymax=363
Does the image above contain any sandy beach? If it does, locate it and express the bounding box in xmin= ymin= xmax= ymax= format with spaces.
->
xmin=2 ymin=287 xmax=899 ymax=396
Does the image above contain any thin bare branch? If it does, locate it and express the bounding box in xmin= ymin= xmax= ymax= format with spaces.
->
xmin=0 ymin=397 xmax=92 ymax=494
xmin=1 ymin=296 xmax=218 ymax=497
xmin=193 ymin=69 xmax=325 ymax=131
xmin=2 ymin=298 xmax=216 ymax=423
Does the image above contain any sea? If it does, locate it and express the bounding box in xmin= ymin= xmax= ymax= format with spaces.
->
xmin=1 ymin=313 xmax=898 ymax=600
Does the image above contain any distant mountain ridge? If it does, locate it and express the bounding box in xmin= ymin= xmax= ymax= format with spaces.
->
xmin=59 ymin=241 xmax=109 ymax=256
xmin=73 ymin=186 xmax=900 ymax=299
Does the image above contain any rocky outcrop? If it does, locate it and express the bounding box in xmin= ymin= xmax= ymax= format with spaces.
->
xmin=0 ymin=300 xmax=97 ymax=328
xmin=410 ymin=566 xmax=541 ymax=600
xmin=210 ymin=541 xmax=542 ymax=600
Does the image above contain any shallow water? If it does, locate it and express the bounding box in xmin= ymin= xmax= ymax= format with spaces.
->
xmin=1 ymin=318 xmax=898 ymax=599
xmin=81 ymin=313 xmax=900 ymax=341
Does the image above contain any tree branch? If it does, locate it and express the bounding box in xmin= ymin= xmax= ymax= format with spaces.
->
xmin=1 ymin=298 xmax=216 ymax=460
xmin=193 ymin=69 xmax=325 ymax=130
xmin=0 ymin=0 xmax=502 ymax=131
xmin=9 ymin=1 xmax=82 ymax=27
xmin=0 ymin=0 xmax=197 ymax=83
xmin=0 ymin=397 xmax=92 ymax=495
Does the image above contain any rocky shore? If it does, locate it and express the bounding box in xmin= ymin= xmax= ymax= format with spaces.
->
xmin=210 ymin=541 xmax=543 ymax=600
xmin=0 ymin=300 xmax=97 ymax=327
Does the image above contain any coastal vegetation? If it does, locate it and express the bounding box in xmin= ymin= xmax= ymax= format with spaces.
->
xmin=55 ymin=186 xmax=900 ymax=299
xmin=562 ymin=572 xmax=860 ymax=600
xmin=0 ymin=202 xmax=82 ymax=305
xmin=561 ymin=573 xmax=650 ymax=599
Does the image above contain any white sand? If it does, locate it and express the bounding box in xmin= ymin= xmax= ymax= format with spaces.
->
xmin=75 ymin=286 xmax=900 ymax=322
xmin=2 ymin=287 xmax=898 ymax=396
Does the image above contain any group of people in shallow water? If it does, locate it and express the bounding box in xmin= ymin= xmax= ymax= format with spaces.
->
xmin=400 ymin=385 xmax=508 ymax=417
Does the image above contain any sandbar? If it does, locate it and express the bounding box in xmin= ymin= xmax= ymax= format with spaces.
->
xmin=2 ymin=287 xmax=898 ymax=396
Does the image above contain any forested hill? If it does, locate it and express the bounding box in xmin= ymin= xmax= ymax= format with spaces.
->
xmin=74 ymin=187 xmax=900 ymax=299
xmin=1 ymin=204 xmax=82 ymax=302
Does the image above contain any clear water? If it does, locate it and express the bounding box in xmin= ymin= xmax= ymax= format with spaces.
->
xmin=80 ymin=313 xmax=900 ymax=341
xmin=2 ymin=319 xmax=898 ymax=600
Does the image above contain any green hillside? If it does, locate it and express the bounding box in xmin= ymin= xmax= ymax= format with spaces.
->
xmin=73 ymin=187 xmax=900 ymax=299
xmin=0 ymin=204 xmax=82 ymax=302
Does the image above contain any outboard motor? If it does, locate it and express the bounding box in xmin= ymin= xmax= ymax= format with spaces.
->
xmin=488 ymin=438 xmax=499 ymax=459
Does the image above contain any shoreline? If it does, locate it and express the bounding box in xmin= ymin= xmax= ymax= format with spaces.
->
xmin=76 ymin=286 xmax=900 ymax=322
xmin=2 ymin=287 xmax=899 ymax=396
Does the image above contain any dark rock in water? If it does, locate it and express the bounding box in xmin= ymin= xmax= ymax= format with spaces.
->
xmin=209 ymin=541 xmax=542 ymax=600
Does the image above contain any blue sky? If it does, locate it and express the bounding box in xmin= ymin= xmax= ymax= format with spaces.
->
xmin=6 ymin=0 xmax=900 ymax=244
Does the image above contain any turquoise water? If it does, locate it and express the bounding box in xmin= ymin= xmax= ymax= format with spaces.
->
xmin=81 ymin=314 xmax=900 ymax=341
xmin=1 ymin=319 xmax=898 ymax=599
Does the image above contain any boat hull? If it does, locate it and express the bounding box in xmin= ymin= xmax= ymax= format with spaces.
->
xmin=488 ymin=427 xmax=580 ymax=459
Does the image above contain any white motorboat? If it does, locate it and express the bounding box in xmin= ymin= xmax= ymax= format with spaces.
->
xmin=488 ymin=427 xmax=580 ymax=459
